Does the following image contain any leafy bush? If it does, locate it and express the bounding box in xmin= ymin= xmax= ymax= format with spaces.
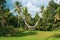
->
xmin=0 ymin=26 xmax=25 ymax=37
xmin=0 ymin=26 xmax=17 ymax=36
xmin=36 ymin=23 xmax=55 ymax=31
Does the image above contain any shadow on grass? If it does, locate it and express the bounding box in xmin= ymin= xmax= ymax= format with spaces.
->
xmin=13 ymin=31 xmax=38 ymax=37
xmin=52 ymin=34 xmax=60 ymax=38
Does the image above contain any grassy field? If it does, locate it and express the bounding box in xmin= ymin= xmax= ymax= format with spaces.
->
xmin=0 ymin=31 xmax=60 ymax=40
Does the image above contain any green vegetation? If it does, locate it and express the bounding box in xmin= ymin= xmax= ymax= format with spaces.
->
xmin=0 ymin=0 xmax=60 ymax=40
xmin=0 ymin=31 xmax=60 ymax=40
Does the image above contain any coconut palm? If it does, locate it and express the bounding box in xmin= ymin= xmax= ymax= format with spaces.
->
xmin=14 ymin=2 xmax=40 ymax=30
xmin=15 ymin=1 xmax=22 ymax=27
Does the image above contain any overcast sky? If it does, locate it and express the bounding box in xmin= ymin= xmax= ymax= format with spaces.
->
xmin=6 ymin=0 xmax=60 ymax=17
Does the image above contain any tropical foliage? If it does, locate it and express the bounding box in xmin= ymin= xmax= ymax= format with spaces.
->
xmin=0 ymin=0 xmax=60 ymax=36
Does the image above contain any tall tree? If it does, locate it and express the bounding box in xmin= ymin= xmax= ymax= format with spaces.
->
xmin=43 ymin=0 xmax=58 ymax=23
xmin=0 ymin=0 xmax=7 ymax=27
xmin=15 ymin=1 xmax=22 ymax=27
xmin=42 ymin=0 xmax=60 ymax=31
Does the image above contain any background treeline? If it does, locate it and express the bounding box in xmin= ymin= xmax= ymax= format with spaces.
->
xmin=0 ymin=0 xmax=60 ymax=36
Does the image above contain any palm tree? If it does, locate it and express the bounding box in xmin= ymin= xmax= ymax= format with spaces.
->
xmin=15 ymin=1 xmax=22 ymax=27
xmin=14 ymin=2 xmax=40 ymax=30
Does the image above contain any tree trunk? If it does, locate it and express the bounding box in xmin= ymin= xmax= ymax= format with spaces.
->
xmin=18 ymin=14 xmax=20 ymax=27
xmin=23 ymin=17 xmax=40 ymax=30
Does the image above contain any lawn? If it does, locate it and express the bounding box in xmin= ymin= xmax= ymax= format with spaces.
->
xmin=0 ymin=31 xmax=60 ymax=40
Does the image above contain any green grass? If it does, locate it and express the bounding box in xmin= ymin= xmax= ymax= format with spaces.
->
xmin=0 ymin=31 xmax=60 ymax=40
xmin=0 ymin=37 xmax=60 ymax=40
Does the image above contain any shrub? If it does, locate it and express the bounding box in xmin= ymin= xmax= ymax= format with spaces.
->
xmin=0 ymin=26 xmax=16 ymax=36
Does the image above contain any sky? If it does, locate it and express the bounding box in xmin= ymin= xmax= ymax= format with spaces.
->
xmin=6 ymin=0 xmax=60 ymax=17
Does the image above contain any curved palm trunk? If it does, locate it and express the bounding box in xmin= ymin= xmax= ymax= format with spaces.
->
xmin=16 ymin=5 xmax=41 ymax=29
xmin=22 ymin=16 xmax=40 ymax=30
